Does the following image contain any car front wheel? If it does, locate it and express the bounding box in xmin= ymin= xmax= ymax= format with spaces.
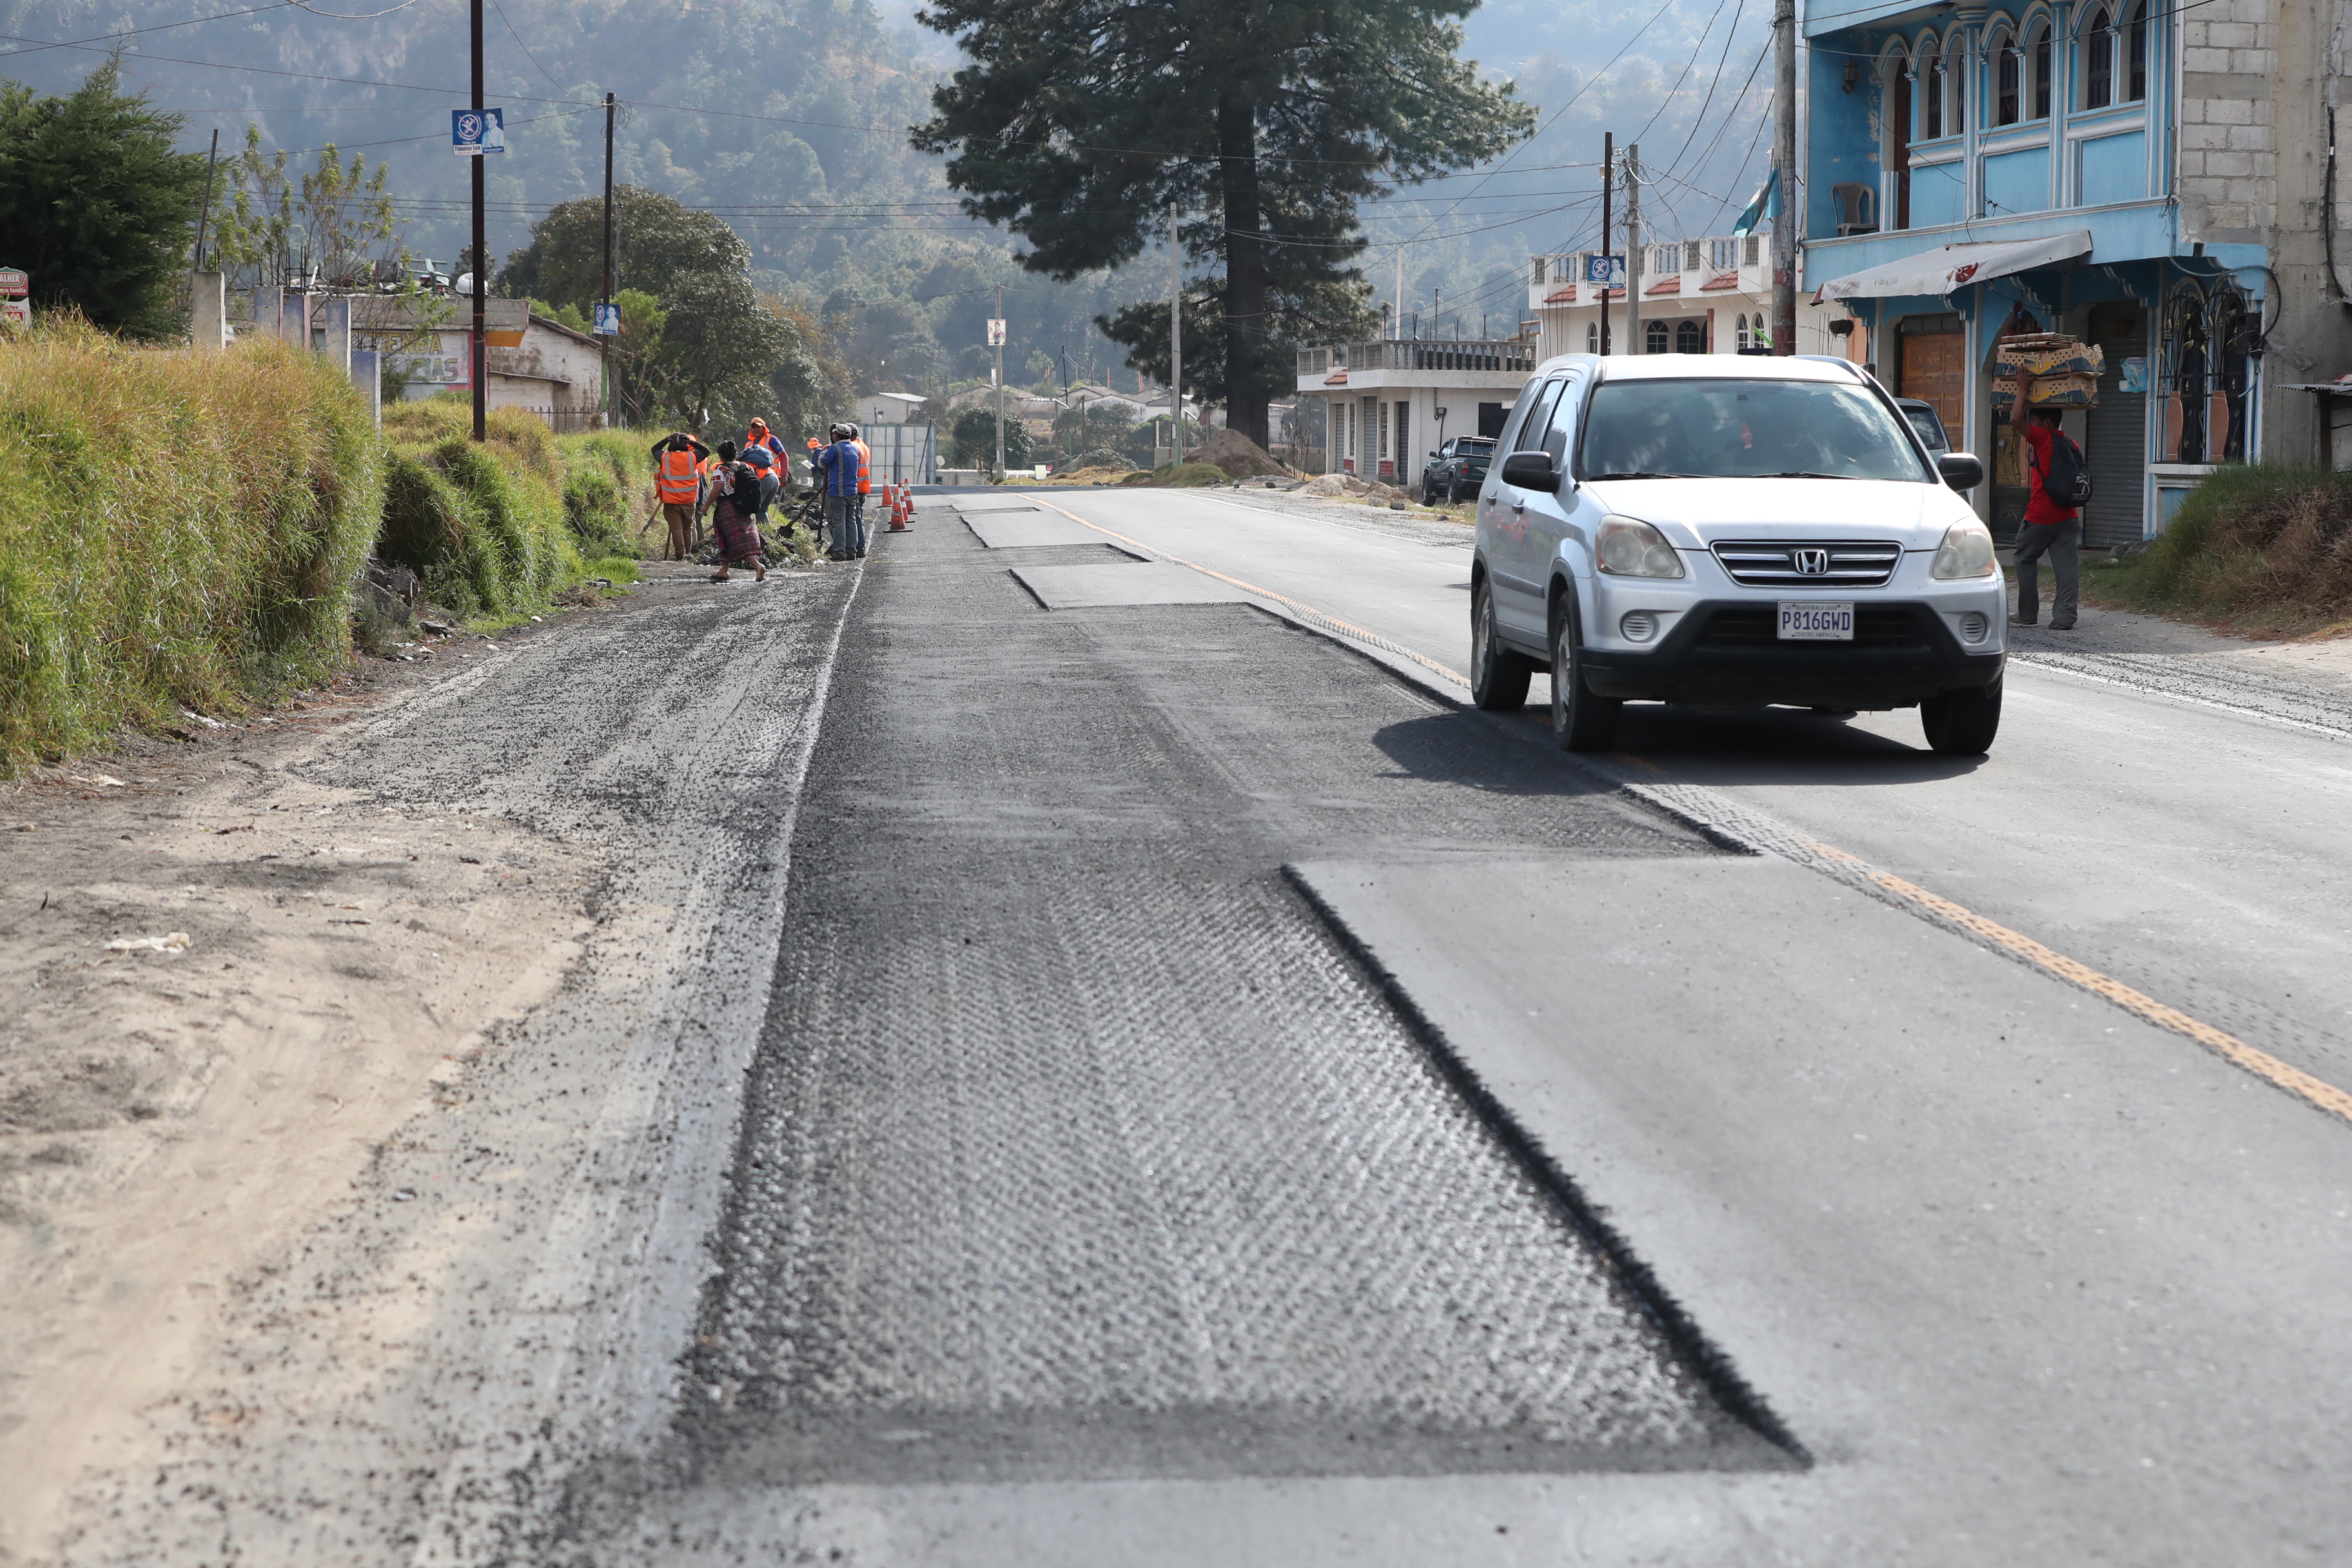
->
xmin=1549 ymin=594 xmax=1622 ymax=752
xmin=1471 ymin=578 xmax=1534 ymax=711
xmin=1921 ymin=678 xmax=2001 ymax=754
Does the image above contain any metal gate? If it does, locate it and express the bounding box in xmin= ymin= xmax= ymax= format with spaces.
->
xmin=858 ymin=421 xmax=937 ymax=484
xmin=2082 ymin=303 xmax=2148 ymax=548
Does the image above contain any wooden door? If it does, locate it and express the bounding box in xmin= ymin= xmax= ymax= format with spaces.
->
xmin=1900 ymin=330 xmax=1965 ymax=449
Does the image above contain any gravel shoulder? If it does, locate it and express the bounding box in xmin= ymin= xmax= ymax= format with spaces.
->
xmin=1 ymin=560 xmax=859 ymax=1566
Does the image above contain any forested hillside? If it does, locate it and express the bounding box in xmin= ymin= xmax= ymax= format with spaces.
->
xmin=2 ymin=0 xmax=1783 ymax=396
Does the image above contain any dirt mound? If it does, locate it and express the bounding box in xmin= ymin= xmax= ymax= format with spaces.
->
xmin=1300 ymin=472 xmax=1411 ymax=504
xmin=1191 ymin=427 xmax=1293 ymax=479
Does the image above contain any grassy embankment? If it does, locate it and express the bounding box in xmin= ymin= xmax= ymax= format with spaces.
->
xmin=375 ymin=397 xmax=645 ymax=629
xmin=0 ymin=322 xmax=656 ymax=773
xmin=2082 ymin=463 xmax=2352 ymax=638
xmin=0 ymin=320 xmax=383 ymax=770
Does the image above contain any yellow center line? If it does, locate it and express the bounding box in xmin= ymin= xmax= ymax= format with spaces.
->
xmin=1008 ymin=491 xmax=2352 ymax=1131
xmin=1021 ymin=493 xmax=1473 ymax=688
xmin=1792 ymin=833 xmax=2352 ymax=1126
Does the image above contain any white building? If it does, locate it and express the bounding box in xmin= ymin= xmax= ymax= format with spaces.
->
xmin=1527 ymin=232 xmax=1850 ymax=362
xmin=1293 ymin=337 xmax=1538 ymax=482
xmin=353 ymin=297 xmax=606 ymax=429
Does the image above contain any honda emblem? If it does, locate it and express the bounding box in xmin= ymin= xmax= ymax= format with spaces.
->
xmin=1793 ymin=548 xmax=1832 ymax=576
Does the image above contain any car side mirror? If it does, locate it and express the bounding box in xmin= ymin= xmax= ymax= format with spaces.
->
xmin=1498 ymin=450 xmax=1562 ymax=494
xmin=1938 ymin=452 xmax=1984 ymax=491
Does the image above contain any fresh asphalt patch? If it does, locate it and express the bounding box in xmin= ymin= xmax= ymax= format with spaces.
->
xmin=649 ymin=518 xmax=1800 ymax=1507
xmin=959 ymin=511 xmax=1102 ymax=548
xmin=1007 ymin=558 xmax=1260 ymax=609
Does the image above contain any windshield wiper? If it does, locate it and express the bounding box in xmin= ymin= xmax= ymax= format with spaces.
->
xmin=1584 ymin=470 xmax=1692 ymax=480
xmin=1756 ymin=469 xmax=1861 ymax=479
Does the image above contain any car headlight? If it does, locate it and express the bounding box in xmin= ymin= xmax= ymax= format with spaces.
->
xmin=1932 ymin=520 xmax=1997 ymax=580
xmin=1596 ymin=515 xmax=1685 ymax=578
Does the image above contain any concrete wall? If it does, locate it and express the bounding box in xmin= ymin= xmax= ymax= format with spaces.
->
xmin=2178 ymin=0 xmax=2352 ymax=464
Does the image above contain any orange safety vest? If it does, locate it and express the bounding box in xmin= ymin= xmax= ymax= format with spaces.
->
xmin=852 ymin=438 xmax=872 ymax=495
xmin=656 ymin=445 xmax=701 ymax=505
xmin=743 ymin=426 xmax=778 ymax=473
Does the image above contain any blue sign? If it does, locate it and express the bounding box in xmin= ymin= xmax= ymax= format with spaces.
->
xmin=592 ymin=301 xmax=621 ymax=337
xmin=1584 ymin=253 xmax=1625 ymax=289
xmin=451 ymin=108 xmax=506 ymax=156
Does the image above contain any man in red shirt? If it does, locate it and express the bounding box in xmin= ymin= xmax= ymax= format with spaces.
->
xmin=2010 ymin=370 xmax=2081 ymax=630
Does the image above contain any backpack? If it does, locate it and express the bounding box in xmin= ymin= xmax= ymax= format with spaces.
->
xmin=2038 ymin=431 xmax=2093 ymax=508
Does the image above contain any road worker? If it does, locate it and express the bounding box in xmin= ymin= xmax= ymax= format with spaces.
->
xmin=812 ymin=422 xmax=865 ymax=560
xmin=649 ymin=431 xmax=710 ymax=562
xmin=848 ymin=423 xmax=873 ymax=545
xmin=740 ymin=418 xmax=784 ymax=525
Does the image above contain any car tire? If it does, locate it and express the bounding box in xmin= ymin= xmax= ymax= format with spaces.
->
xmin=1446 ymin=480 xmax=1464 ymax=505
xmin=1471 ymin=578 xmax=1534 ymax=711
xmin=1921 ymin=678 xmax=2001 ymax=754
xmin=1548 ymin=592 xmax=1622 ymax=751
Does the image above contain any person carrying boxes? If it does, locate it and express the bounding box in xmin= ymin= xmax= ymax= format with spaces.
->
xmin=2004 ymin=369 xmax=2090 ymax=631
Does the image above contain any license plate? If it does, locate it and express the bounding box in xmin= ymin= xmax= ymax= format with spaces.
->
xmin=1778 ymin=602 xmax=1854 ymax=640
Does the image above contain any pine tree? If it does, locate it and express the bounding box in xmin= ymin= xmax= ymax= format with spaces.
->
xmin=0 ymin=59 xmax=211 ymax=337
xmin=911 ymin=0 xmax=1530 ymax=447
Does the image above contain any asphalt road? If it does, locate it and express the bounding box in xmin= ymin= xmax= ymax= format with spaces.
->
xmin=66 ymin=489 xmax=2352 ymax=1565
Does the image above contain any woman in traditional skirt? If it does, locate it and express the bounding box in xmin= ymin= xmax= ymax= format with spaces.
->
xmin=707 ymin=440 xmax=766 ymax=583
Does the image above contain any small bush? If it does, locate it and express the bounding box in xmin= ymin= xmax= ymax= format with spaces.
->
xmin=0 ymin=316 xmax=382 ymax=770
xmin=1075 ymin=447 xmax=1128 ymax=470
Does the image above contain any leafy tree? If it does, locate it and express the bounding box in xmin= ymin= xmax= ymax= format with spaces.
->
xmin=607 ymin=288 xmax=671 ymax=429
xmin=208 ymin=127 xmax=402 ymax=289
xmin=948 ymin=404 xmax=1032 ymax=471
xmin=911 ymin=0 xmax=1531 ymax=448
xmin=499 ymin=186 xmax=750 ymax=311
xmin=652 ymin=271 xmax=795 ymax=436
xmin=1054 ymin=399 xmax=1135 ymax=455
xmin=764 ymin=295 xmax=857 ymax=449
xmin=0 ymin=58 xmax=211 ymax=337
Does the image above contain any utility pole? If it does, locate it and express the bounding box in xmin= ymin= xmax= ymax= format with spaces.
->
xmin=189 ymin=129 xmax=220 ymax=272
xmin=600 ymin=92 xmax=614 ymax=431
xmin=1626 ymin=142 xmax=1642 ymax=358
xmin=1170 ymin=199 xmax=1183 ymax=464
xmin=469 ymin=0 xmax=486 ymax=442
xmin=1600 ymin=131 xmax=1613 ymax=357
xmin=993 ymin=282 xmax=1005 ymax=477
xmin=1772 ymin=0 xmax=1798 ymax=356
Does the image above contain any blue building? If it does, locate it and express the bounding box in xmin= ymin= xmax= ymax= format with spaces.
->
xmin=1799 ymin=0 xmax=2324 ymax=544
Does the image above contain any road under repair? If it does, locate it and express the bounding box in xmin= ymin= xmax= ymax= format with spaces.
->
xmin=13 ymin=489 xmax=2352 ymax=1566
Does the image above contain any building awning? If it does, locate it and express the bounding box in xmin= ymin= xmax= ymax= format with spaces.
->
xmin=1544 ymin=286 xmax=1578 ymax=304
xmin=1811 ymin=231 xmax=2093 ymax=303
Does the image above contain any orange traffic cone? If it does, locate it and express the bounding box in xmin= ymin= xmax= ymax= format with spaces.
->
xmin=889 ymin=482 xmax=912 ymax=531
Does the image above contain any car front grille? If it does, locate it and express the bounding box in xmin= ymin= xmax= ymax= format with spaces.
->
xmin=1710 ymin=540 xmax=1903 ymax=588
xmin=1694 ymin=607 xmax=1931 ymax=651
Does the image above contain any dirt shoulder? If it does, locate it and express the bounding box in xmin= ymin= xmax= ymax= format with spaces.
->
xmin=0 ymin=620 xmax=613 ymax=1563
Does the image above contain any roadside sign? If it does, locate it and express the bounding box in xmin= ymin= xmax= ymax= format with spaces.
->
xmin=0 ymin=300 xmax=29 ymax=329
xmin=0 ymin=268 xmax=26 ymax=298
xmin=592 ymin=300 xmax=620 ymax=336
xmin=451 ymin=109 xmax=506 ymax=156
xmin=986 ymin=318 xmax=1006 ymax=346
xmin=1584 ymin=253 xmax=1625 ymax=289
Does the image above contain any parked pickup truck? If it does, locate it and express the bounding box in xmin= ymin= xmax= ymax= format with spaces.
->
xmin=1420 ymin=436 xmax=1494 ymax=505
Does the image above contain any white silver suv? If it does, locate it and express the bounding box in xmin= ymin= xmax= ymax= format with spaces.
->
xmin=1469 ymin=354 xmax=2005 ymax=754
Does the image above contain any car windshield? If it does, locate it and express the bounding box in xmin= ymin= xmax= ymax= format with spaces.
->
xmin=1577 ymin=377 xmax=1934 ymax=482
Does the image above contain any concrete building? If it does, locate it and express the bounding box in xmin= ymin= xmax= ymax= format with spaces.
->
xmin=1527 ymin=233 xmax=1847 ymax=362
xmin=1799 ymin=0 xmax=2336 ymax=541
xmin=1292 ymin=337 xmax=1538 ymax=481
xmin=351 ymin=297 xmax=605 ymax=429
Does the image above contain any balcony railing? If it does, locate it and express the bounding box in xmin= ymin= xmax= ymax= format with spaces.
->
xmin=1297 ymin=338 xmax=1536 ymax=377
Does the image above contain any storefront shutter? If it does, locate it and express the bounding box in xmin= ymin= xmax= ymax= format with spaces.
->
xmin=2083 ymin=304 xmax=2148 ymax=548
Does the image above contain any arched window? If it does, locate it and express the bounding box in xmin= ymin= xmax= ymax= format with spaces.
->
xmin=1587 ymin=321 xmax=1599 ymax=353
xmin=2126 ymin=0 xmax=2148 ymax=101
xmin=2029 ymin=20 xmax=2052 ymax=119
xmin=2084 ymin=7 xmax=2113 ymax=109
xmin=1996 ymin=30 xmax=2021 ymax=124
xmin=1645 ymin=319 xmax=1670 ymax=354
xmin=1945 ymin=35 xmax=1966 ymax=133
xmin=1886 ymin=46 xmax=1915 ymax=228
xmin=1736 ymin=313 xmax=1751 ymax=349
xmin=1676 ymin=319 xmax=1705 ymax=354
xmin=1921 ymin=33 xmax=1943 ymax=137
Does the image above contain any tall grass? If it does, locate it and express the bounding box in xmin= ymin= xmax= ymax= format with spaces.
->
xmin=374 ymin=397 xmax=651 ymax=619
xmin=0 ymin=317 xmax=382 ymax=770
xmin=2102 ymin=463 xmax=2352 ymax=633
